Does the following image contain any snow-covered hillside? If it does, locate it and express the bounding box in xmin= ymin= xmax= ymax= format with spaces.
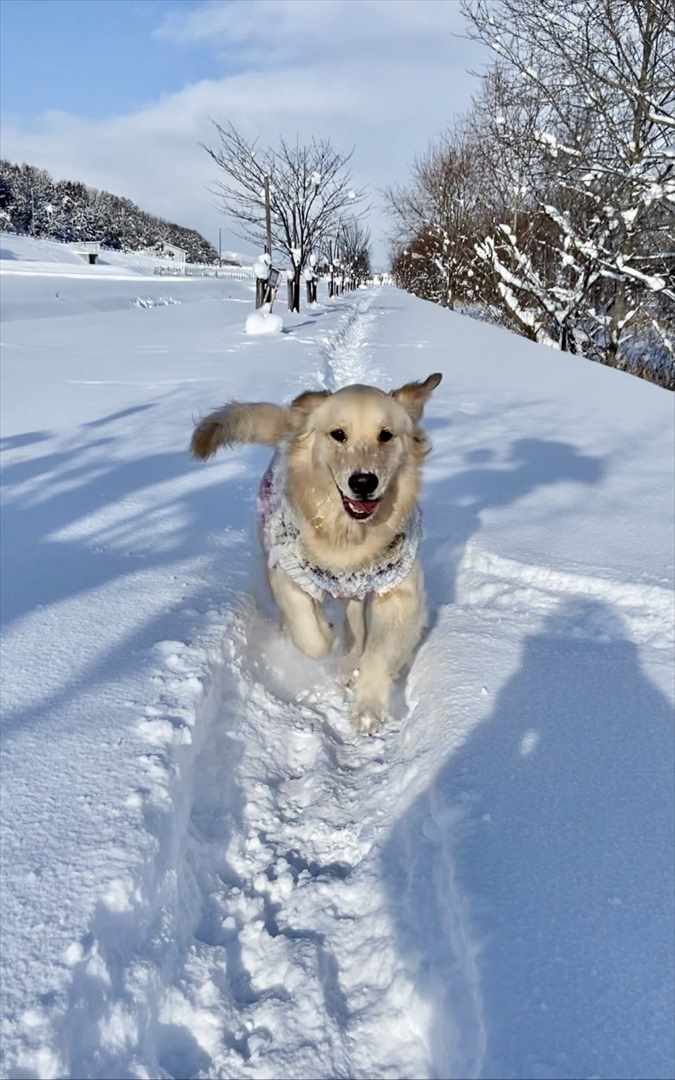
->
xmin=0 ymin=234 xmax=249 ymax=280
xmin=1 ymin=233 xmax=252 ymax=323
xmin=1 ymin=242 xmax=673 ymax=1080
xmin=1 ymin=232 xmax=191 ymax=278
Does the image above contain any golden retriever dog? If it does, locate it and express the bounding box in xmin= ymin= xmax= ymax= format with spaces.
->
xmin=191 ymin=372 xmax=442 ymax=732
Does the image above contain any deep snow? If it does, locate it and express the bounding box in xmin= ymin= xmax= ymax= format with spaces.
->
xmin=1 ymin=236 xmax=673 ymax=1080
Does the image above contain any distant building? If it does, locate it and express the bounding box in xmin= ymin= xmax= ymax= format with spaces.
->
xmin=69 ymin=241 xmax=101 ymax=265
xmin=155 ymin=241 xmax=186 ymax=270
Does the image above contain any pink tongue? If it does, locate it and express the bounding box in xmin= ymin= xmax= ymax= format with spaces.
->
xmin=349 ymin=498 xmax=378 ymax=513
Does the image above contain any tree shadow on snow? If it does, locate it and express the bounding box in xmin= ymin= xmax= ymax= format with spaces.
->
xmin=0 ymin=430 xmax=52 ymax=452
xmin=421 ymin=437 xmax=606 ymax=612
xmin=382 ymin=599 xmax=675 ymax=1080
xmin=0 ymin=410 xmax=269 ymax=737
xmin=82 ymin=403 xmax=157 ymax=428
xmin=282 ymin=319 xmax=316 ymax=333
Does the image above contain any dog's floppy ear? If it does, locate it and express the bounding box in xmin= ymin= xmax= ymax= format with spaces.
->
xmin=291 ymin=388 xmax=332 ymax=414
xmin=391 ymin=372 xmax=442 ymax=421
xmin=191 ymin=402 xmax=292 ymax=459
xmin=289 ymin=388 xmax=332 ymax=429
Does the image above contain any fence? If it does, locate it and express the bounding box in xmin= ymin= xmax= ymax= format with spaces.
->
xmin=153 ymin=263 xmax=255 ymax=280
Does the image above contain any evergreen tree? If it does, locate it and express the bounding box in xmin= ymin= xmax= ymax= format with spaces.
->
xmin=0 ymin=160 xmax=218 ymax=263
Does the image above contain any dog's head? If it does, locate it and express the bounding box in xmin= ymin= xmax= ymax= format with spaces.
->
xmin=287 ymin=374 xmax=442 ymax=530
xmin=191 ymin=372 xmax=442 ymax=534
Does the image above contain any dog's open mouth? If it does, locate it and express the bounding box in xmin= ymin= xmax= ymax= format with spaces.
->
xmin=340 ymin=491 xmax=381 ymax=520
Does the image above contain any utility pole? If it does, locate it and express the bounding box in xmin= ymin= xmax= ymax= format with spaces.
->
xmin=331 ymin=222 xmax=342 ymax=298
xmin=218 ymin=227 xmax=222 ymax=266
xmin=264 ymin=176 xmax=272 ymax=259
xmin=328 ymin=240 xmax=334 ymax=298
xmin=288 ymin=205 xmax=300 ymax=312
xmin=336 ymin=225 xmax=345 ymax=294
xmin=254 ymin=179 xmax=275 ymax=309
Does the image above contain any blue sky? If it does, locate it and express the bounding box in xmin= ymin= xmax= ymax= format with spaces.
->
xmin=1 ymin=1 xmax=228 ymax=120
xmin=1 ymin=1 xmax=486 ymax=263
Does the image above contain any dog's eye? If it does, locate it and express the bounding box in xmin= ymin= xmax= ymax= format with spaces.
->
xmin=378 ymin=429 xmax=394 ymax=443
xmin=330 ymin=428 xmax=347 ymax=443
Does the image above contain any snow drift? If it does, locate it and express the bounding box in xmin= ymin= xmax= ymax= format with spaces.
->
xmin=245 ymin=303 xmax=284 ymax=336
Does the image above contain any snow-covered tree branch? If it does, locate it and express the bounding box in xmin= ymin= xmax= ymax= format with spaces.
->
xmin=463 ymin=0 xmax=675 ymax=361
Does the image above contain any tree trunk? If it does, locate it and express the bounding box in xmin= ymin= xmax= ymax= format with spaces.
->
xmin=288 ymin=268 xmax=301 ymax=312
xmin=606 ymin=283 xmax=626 ymax=365
xmin=560 ymin=321 xmax=577 ymax=354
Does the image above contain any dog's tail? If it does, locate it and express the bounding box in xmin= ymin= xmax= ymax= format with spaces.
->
xmin=191 ymin=402 xmax=293 ymax=459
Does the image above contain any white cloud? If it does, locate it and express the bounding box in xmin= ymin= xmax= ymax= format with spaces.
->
xmin=156 ymin=0 xmax=466 ymax=62
xmin=2 ymin=1 xmax=486 ymax=265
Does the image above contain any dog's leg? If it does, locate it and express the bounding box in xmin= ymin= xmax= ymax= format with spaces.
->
xmin=352 ymin=562 xmax=425 ymax=733
xmin=340 ymin=598 xmax=366 ymax=684
xmin=268 ymin=566 xmax=333 ymax=659
xmin=345 ymin=597 xmax=366 ymax=656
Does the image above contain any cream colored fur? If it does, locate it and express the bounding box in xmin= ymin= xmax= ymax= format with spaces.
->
xmin=191 ymin=373 xmax=442 ymax=732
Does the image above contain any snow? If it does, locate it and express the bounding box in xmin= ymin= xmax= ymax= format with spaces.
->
xmin=1 ymin=233 xmax=254 ymax=323
xmin=615 ymin=255 xmax=667 ymax=293
xmin=252 ymin=254 xmax=271 ymax=281
xmin=0 ymin=234 xmax=253 ymax=286
xmin=244 ymin=304 xmax=284 ymax=335
xmin=1 ymin=233 xmax=178 ymax=279
xmin=1 ymin=240 xmax=673 ymax=1080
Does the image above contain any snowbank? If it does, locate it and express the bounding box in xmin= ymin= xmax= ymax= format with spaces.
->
xmin=245 ymin=303 xmax=284 ymax=335
xmin=133 ymin=295 xmax=181 ymax=310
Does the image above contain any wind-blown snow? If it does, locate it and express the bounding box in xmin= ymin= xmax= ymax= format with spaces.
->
xmin=1 ymin=240 xmax=673 ymax=1080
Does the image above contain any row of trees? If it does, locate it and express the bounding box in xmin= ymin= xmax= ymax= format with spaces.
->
xmin=326 ymin=218 xmax=372 ymax=292
xmin=0 ymin=160 xmax=218 ymax=263
xmin=204 ymin=124 xmax=371 ymax=310
xmin=388 ymin=0 xmax=674 ymax=388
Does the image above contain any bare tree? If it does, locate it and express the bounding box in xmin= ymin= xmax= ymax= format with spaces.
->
xmin=337 ymin=218 xmax=372 ymax=288
xmin=203 ymin=123 xmax=365 ymax=310
xmin=385 ymin=130 xmax=494 ymax=309
xmin=390 ymin=239 xmax=448 ymax=304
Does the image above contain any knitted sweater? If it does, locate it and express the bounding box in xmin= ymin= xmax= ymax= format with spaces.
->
xmin=257 ymin=451 xmax=421 ymax=601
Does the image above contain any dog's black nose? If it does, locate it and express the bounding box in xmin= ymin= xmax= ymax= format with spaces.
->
xmin=348 ymin=471 xmax=378 ymax=497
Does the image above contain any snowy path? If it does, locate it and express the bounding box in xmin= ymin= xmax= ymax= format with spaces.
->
xmin=2 ymin=267 xmax=673 ymax=1079
xmin=119 ymin=295 xmax=486 ymax=1080
xmin=6 ymin=293 xmax=486 ymax=1080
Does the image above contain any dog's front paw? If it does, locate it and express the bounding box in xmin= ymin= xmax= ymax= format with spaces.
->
xmin=351 ymin=674 xmax=390 ymax=735
xmin=352 ymin=702 xmax=385 ymax=734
